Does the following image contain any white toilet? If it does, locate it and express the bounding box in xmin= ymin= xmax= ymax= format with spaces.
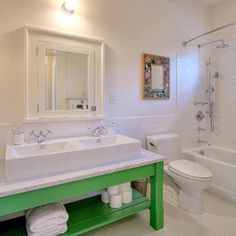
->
xmin=147 ymin=133 xmax=212 ymax=214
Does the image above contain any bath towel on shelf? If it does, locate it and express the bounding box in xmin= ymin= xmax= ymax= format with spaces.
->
xmin=25 ymin=202 xmax=69 ymax=233
xmin=26 ymin=223 xmax=68 ymax=236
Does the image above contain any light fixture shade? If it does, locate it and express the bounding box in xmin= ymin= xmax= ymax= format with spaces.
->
xmin=62 ymin=0 xmax=78 ymax=15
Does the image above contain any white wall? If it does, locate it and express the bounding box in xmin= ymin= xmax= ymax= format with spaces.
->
xmin=0 ymin=0 xmax=212 ymax=161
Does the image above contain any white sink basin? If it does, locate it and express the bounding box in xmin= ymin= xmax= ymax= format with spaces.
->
xmin=5 ymin=135 xmax=141 ymax=182
xmin=9 ymin=142 xmax=80 ymax=157
xmin=78 ymin=135 xmax=132 ymax=147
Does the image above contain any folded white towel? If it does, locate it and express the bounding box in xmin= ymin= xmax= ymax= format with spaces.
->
xmin=26 ymin=223 xmax=68 ymax=236
xmin=26 ymin=203 xmax=69 ymax=233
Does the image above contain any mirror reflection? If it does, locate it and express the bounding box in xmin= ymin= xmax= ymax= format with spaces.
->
xmin=151 ymin=65 xmax=164 ymax=89
xmin=45 ymin=49 xmax=88 ymax=111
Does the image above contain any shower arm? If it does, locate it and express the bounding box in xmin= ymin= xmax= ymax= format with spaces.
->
xmin=183 ymin=20 xmax=236 ymax=47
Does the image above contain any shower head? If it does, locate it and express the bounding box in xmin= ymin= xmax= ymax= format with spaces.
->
xmin=216 ymin=41 xmax=232 ymax=48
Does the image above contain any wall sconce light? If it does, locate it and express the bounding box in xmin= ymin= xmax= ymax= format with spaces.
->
xmin=61 ymin=0 xmax=78 ymax=15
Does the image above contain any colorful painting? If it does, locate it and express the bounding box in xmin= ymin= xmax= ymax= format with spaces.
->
xmin=142 ymin=54 xmax=170 ymax=100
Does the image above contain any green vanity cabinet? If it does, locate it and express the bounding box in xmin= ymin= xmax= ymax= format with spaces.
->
xmin=0 ymin=161 xmax=164 ymax=235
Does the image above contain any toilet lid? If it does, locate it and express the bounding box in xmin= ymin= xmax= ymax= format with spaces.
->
xmin=169 ymin=159 xmax=212 ymax=180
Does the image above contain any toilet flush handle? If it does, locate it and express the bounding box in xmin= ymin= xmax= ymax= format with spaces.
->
xmin=149 ymin=142 xmax=155 ymax=147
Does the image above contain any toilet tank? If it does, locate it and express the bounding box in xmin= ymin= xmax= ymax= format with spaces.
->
xmin=147 ymin=133 xmax=180 ymax=163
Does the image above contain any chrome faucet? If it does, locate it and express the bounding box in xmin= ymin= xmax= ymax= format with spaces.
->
xmin=30 ymin=129 xmax=52 ymax=143
xmin=90 ymin=125 xmax=106 ymax=137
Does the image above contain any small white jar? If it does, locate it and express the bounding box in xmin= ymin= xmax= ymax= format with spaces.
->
xmin=13 ymin=133 xmax=25 ymax=145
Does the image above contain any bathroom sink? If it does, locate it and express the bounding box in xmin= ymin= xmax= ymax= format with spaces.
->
xmin=8 ymin=141 xmax=79 ymax=157
xmin=5 ymin=135 xmax=141 ymax=182
xmin=78 ymin=135 xmax=132 ymax=147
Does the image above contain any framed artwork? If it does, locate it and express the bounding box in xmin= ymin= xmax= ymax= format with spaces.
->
xmin=142 ymin=53 xmax=170 ymax=100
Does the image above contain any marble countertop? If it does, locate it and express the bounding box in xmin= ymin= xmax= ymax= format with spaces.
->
xmin=0 ymin=149 xmax=165 ymax=198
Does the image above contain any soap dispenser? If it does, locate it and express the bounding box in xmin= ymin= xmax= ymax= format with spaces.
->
xmin=108 ymin=122 xmax=116 ymax=135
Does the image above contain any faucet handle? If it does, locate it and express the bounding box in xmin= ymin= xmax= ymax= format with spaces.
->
xmin=30 ymin=129 xmax=52 ymax=143
xmin=46 ymin=129 xmax=53 ymax=135
xmin=39 ymin=130 xmax=44 ymax=136
xmin=30 ymin=130 xmax=38 ymax=138
xmin=43 ymin=129 xmax=52 ymax=139
xmin=89 ymin=125 xmax=106 ymax=137
xmin=95 ymin=125 xmax=106 ymax=134
xmin=99 ymin=125 xmax=106 ymax=134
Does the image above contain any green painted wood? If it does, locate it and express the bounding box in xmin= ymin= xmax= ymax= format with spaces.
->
xmin=0 ymin=189 xmax=150 ymax=236
xmin=67 ymin=202 xmax=150 ymax=236
xmin=150 ymin=162 xmax=164 ymax=230
xmin=63 ymin=189 xmax=149 ymax=235
xmin=0 ymin=164 xmax=155 ymax=217
xmin=0 ymin=161 xmax=164 ymax=234
xmin=65 ymin=189 xmax=144 ymax=227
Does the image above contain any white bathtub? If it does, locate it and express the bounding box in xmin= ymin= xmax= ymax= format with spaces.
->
xmin=182 ymin=146 xmax=236 ymax=204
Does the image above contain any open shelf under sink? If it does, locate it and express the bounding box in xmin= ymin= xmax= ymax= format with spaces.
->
xmin=0 ymin=189 xmax=149 ymax=236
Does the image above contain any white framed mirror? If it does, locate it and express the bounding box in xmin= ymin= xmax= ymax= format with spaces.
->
xmin=24 ymin=26 xmax=105 ymax=122
xmin=44 ymin=49 xmax=90 ymax=111
xmin=38 ymin=41 xmax=94 ymax=116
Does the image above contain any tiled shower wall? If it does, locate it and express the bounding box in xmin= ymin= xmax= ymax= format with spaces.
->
xmin=210 ymin=2 xmax=236 ymax=150
xmin=210 ymin=28 xmax=236 ymax=150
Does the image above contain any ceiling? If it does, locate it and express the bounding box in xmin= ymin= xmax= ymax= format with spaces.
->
xmin=167 ymin=0 xmax=232 ymax=8
xmin=193 ymin=0 xmax=232 ymax=7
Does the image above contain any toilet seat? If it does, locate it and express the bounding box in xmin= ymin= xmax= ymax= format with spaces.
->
xmin=168 ymin=159 xmax=212 ymax=181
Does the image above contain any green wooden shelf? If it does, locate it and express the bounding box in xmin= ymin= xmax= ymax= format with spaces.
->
xmin=0 ymin=189 xmax=150 ymax=236
xmin=0 ymin=162 xmax=164 ymax=234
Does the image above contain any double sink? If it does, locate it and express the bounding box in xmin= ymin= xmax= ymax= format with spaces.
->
xmin=5 ymin=135 xmax=141 ymax=182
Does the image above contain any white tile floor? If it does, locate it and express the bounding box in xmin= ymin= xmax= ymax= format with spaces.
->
xmin=85 ymin=191 xmax=236 ymax=236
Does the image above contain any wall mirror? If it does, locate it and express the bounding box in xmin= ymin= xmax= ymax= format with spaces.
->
xmin=39 ymin=42 xmax=94 ymax=114
xmin=25 ymin=26 xmax=105 ymax=121
xmin=44 ymin=49 xmax=89 ymax=111
xmin=142 ymin=54 xmax=170 ymax=100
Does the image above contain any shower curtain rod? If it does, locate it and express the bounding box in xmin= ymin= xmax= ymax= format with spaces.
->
xmin=182 ymin=20 xmax=236 ymax=47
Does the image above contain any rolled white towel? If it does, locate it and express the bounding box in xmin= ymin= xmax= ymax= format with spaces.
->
xmin=26 ymin=223 xmax=68 ymax=236
xmin=26 ymin=203 xmax=69 ymax=233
